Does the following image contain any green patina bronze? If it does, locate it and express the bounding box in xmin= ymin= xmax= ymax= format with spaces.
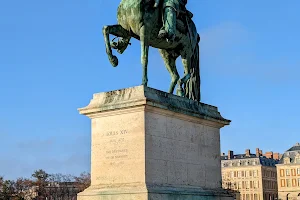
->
xmin=103 ymin=0 xmax=201 ymax=101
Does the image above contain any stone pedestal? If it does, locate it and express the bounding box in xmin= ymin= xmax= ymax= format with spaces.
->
xmin=77 ymin=86 xmax=232 ymax=200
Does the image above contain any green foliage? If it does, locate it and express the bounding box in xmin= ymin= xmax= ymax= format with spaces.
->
xmin=31 ymin=169 xmax=49 ymax=182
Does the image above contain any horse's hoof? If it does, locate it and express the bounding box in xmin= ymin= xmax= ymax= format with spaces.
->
xmin=110 ymin=55 xmax=118 ymax=67
xmin=142 ymin=79 xmax=148 ymax=87
xmin=176 ymin=88 xmax=184 ymax=97
xmin=111 ymin=42 xmax=118 ymax=49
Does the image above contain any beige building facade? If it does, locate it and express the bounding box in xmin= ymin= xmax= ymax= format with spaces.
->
xmin=276 ymin=143 xmax=300 ymax=200
xmin=221 ymin=149 xmax=279 ymax=200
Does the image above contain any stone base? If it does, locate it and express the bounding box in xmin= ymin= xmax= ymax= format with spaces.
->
xmin=78 ymin=184 xmax=233 ymax=200
xmin=77 ymin=86 xmax=232 ymax=200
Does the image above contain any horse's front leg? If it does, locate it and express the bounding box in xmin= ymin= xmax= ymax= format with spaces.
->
xmin=140 ymin=25 xmax=150 ymax=86
xmin=102 ymin=25 xmax=130 ymax=67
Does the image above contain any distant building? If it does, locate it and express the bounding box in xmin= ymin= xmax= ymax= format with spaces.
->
xmin=276 ymin=143 xmax=300 ymax=200
xmin=27 ymin=182 xmax=81 ymax=200
xmin=221 ymin=148 xmax=280 ymax=200
xmin=44 ymin=182 xmax=80 ymax=200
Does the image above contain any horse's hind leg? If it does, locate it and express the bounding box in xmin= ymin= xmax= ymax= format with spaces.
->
xmin=177 ymin=56 xmax=191 ymax=97
xmin=159 ymin=49 xmax=179 ymax=94
xmin=102 ymin=25 xmax=130 ymax=67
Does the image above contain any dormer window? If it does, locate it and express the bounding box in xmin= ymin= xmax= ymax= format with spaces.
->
xmin=284 ymin=157 xmax=291 ymax=164
xmin=295 ymin=154 xmax=300 ymax=164
xmin=238 ymin=160 xmax=242 ymax=166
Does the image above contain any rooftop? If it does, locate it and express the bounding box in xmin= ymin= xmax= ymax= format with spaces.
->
xmin=221 ymin=148 xmax=280 ymax=167
xmin=278 ymin=143 xmax=300 ymax=164
xmin=286 ymin=143 xmax=300 ymax=152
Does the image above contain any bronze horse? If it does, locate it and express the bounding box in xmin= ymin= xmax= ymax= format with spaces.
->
xmin=102 ymin=0 xmax=201 ymax=101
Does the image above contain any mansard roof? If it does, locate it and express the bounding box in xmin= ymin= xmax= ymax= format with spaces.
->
xmin=221 ymin=155 xmax=278 ymax=167
xmin=278 ymin=143 xmax=300 ymax=164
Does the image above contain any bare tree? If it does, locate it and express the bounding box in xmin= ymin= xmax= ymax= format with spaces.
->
xmin=31 ymin=169 xmax=49 ymax=200
xmin=14 ymin=178 xmax=35 ymax=200
xmin=0 ymin=170 xmax=91 ymax=200
xmin=73 ymin=172 xmax=90 ymax=192
xmin=0 ymin=179 xmax=16 ymax=200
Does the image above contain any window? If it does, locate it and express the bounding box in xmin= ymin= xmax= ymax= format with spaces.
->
xmin=238 ymin=181 xmax=242 ymax=189
xmin=286 ymin=169 xmax=290 ymax=176
xmin=297 ymin=168 xmax=300 ymax=175
xmin=292 ymin=169 xmax=296 ymax=176
xmin=246 ymin=171 xmax=250 ymax=177
xmin=246 ymin=194 xmax=250 ymax=200
xmin=254 ymin=194 xmax=258 ymax=200
xmin=234 ymin=182 xmax=238 ymax=190
xmin=284 ymin=157 xmax=291 ymax=164
xmin=230 ymin=171 xmax=234 ymax=178
xmin=286 ymin=179 xmax=291 ymax=187
xmin=238 ymin=171 xmax=242 ymax=177
xmin=280 ymin=169 xmax=285 ymax=177
xmin=281 ymin=179 xmax=285 ymax=187
xmin=295 ymin=156 xmax=300 ymax=164
xmin=254 ymin=181 xmax=259 ymax=189
xmin=253 ymin=170 xmax=258 ymax=177
xmin=293 ymin=179 xmax=297 ymax=187
xmin=298 ymin=178 xmax=300 ymax=187
xmin=246 ymin=181 xmax=250 ymax=189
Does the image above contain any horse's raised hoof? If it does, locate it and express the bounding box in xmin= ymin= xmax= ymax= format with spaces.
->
xmin=109 ymin=55 xmax=119 ymax=67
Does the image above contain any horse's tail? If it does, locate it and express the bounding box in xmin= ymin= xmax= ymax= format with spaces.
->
xmin=185 ymin=34 xmax=201 ymax=101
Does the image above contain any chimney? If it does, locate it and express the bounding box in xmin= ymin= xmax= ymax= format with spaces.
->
xmin=228 ymin=150 xmax=234 ymax=160
xmin=256 ymin=148 xmax=260 ymax=157
xmin=259 ymin=150 xmax=263 ymax=156
xmin=265 ymin=151 xmax=273 ymax=159
xmin=273 ymin=153 xmax=280 ymax=160
xmin=245 ymin=149 xmax=251 ymax=157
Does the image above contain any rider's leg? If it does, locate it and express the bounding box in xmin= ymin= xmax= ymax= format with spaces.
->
xmin=158 ymin=6 xmax=176 ymax=40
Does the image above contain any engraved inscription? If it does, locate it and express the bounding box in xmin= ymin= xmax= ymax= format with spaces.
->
xmin=101 ymin=130 xmax=130 ymax=166
xmin=105 ymin=149 xmax=128 ymax=160
xmin=104 ymin=129 xmax=128 ymax=137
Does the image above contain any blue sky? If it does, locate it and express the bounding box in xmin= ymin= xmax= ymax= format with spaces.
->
xmin=0 ymin=1 xmax=299 ymax=180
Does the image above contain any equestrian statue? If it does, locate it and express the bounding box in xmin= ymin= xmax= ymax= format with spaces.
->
xmin=102 ymin=0 xmax=201 ymax=101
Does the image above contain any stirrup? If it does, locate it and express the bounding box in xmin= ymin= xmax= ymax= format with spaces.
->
xmin=158 ymin=30 xmax=168 ymax=39
xmin=166 ymin=33 xmax=176 ymax=43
